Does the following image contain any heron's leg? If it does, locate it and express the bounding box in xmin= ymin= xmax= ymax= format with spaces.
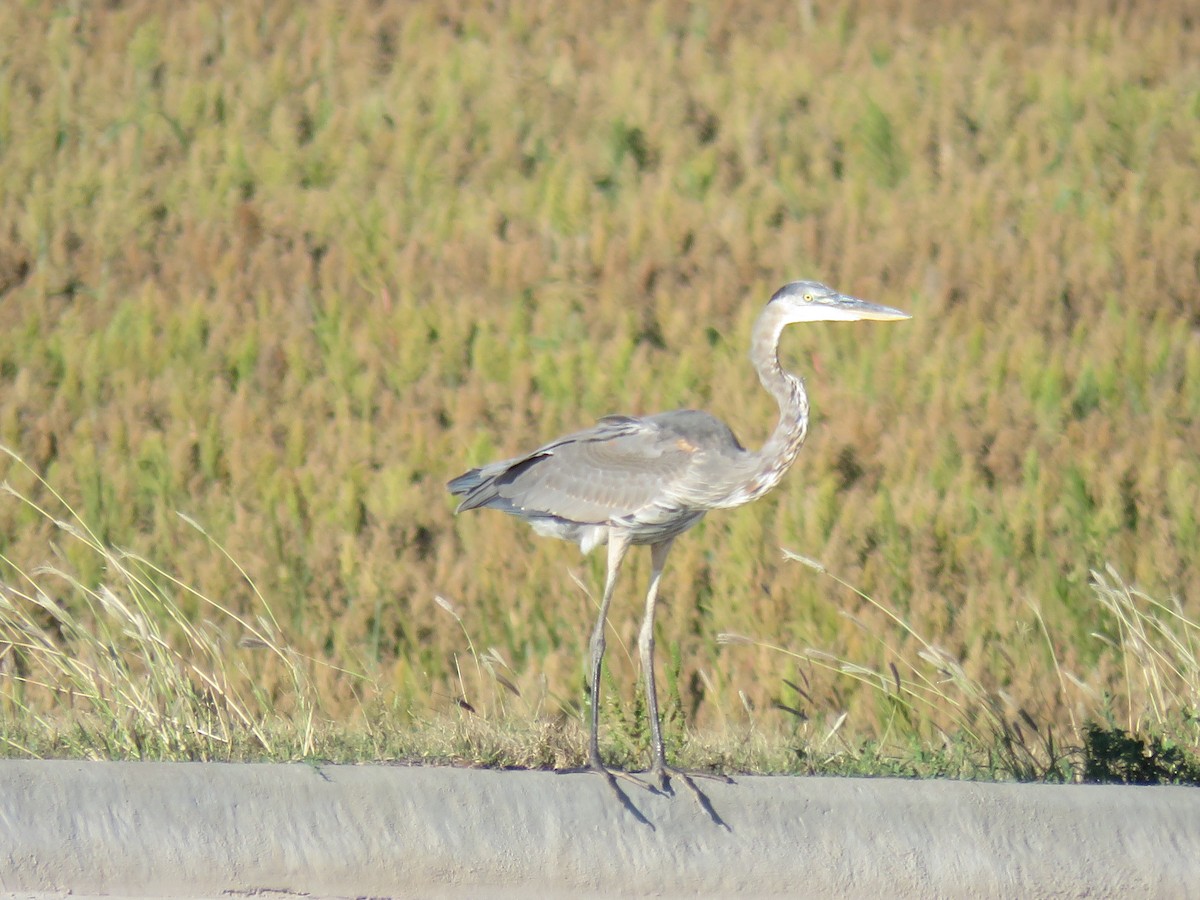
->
xmin=639 ymin=539 xmax=734 ymax=815
xmin=638 ymin=537 xmax=675 ymax=784
xmin=585 ymin=532 xmax=649 ymax=802
xmin=588 ymin=530 xmax=631 ymax=771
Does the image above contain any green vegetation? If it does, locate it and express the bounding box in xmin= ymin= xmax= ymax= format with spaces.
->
xmin=1 ymin=1 xmax=1198 ymax=781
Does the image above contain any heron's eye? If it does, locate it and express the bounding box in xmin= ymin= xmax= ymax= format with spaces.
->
xmin=803 ymin=293 xmax=814 ymax=302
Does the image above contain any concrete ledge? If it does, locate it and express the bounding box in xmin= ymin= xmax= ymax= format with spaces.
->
xmin=1 ymin=760 xmax=1197 ymax=898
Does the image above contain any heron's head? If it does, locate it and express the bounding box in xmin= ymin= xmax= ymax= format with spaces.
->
xmin=768 ymin=280 xmax=910 ymax=324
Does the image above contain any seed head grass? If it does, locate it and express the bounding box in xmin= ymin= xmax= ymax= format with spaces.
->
xmin=1 ymin=1 xmax=1199 ymax=778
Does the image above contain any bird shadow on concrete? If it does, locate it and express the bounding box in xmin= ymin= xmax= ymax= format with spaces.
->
xmin=562 ymin=767 xmax=732 ymax=831
xmin=663 ymin=769 xmax=733 ymax=832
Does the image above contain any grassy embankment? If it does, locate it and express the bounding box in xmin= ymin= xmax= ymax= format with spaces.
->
xmin=1 ymin=1 xmax=1199 ymax=781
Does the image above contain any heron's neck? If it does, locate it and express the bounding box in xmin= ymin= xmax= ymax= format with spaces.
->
xmin=741 ymin=304 xmax=809 ymax=503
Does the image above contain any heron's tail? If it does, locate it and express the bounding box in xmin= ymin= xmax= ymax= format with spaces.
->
xmin=446 ymin=471 xmax=487 ymax=514
xmin=447 ymin=467 xmax=486 ymax=504
xmin=447 ymin=454 xmax=537 ymax=513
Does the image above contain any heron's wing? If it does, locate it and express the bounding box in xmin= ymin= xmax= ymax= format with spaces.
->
xmin=450 ymin=414 xmax=713 ymax=523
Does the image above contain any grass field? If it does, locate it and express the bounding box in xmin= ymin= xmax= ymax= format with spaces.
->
xmin=2 ymin=0 xmax=1199 ymax=780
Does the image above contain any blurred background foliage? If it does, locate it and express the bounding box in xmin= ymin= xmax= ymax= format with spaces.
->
xmin=0 ymin=0 xmax=1198 ymax=765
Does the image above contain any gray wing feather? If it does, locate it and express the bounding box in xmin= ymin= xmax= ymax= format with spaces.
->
xmin=449 ymin=411 xmax=744 ymax=525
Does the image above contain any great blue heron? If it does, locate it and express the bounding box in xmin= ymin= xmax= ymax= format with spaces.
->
xmin=448 ymin=281 xmax=910 ymax=794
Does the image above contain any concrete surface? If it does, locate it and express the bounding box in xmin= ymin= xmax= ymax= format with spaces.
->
xmin=0 ymin=760 xmax=1197 ymax=898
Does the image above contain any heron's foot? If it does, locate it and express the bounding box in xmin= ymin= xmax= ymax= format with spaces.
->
xmin=589 ymin=753 xmax=655 ymax=792
xmin=651 ymin=762 xmax=733 ymax=793
xmin=650 ymin=763 xmax=733 ymax=828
